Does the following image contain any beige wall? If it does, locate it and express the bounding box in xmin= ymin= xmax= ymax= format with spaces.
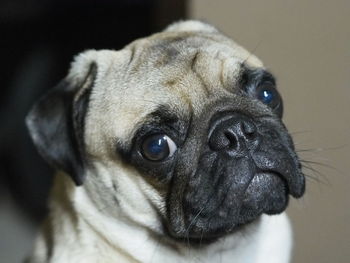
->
xmin=190 ymin=1 xmax=350 ymax=262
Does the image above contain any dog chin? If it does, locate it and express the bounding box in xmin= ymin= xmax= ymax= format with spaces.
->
xmin=166 ymin=223 xmax=256 ymax=246
xmin=165 ymin=173 xmax=289 ymax=244
xmin=164 ymin=214 xmax=261 ymax=246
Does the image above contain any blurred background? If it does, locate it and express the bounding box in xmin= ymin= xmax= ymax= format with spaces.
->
xmin=0 ymin=0 xmax=348 ymax=262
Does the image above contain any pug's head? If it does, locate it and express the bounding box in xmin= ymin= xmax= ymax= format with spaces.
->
xmin=26 ymin=21 xmax=305 ymax=244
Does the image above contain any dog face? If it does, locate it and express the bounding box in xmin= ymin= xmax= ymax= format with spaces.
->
xmin=26 ymin=21 xmax=305 ymax=244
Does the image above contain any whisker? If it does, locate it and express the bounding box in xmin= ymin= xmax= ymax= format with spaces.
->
xmin=184 ymin=158 xmax=222 ymax=246
xmin=301 ymin=159 xmax=338 ymax=171
xmin=289 ymin=130 xmax=312 ymax=135
xmin=242 ymin=39 xmax=264 ymax=64
xmin=302 ymin=172 xmax=330 ymax=185
xmin=297 ymin=144 xmax=347 ymax=153
xmin=297 ymin=148 xmax=323 ymax=153
xmin=299 ymin=158 xmax=334 ymax=185
xmin=185 ymin=204 xmax=208 ymax=245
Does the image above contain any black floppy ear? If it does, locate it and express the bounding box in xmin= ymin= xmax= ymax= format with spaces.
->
xmin=26 ymin=61 xmax=97 ymax=186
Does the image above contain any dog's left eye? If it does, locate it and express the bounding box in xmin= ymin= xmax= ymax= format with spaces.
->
xmin=141 ymin=134 xmax=177 ymax=161
xmin=256 ymin=85 xmax=281 ymax=109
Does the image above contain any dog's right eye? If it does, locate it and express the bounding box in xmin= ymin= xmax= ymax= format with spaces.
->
xmin=141 ymin=134 xmax=177 ymax=161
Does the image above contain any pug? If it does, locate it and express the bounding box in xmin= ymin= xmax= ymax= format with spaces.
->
xmin=26 ymin=20 xmax=305 ymax=263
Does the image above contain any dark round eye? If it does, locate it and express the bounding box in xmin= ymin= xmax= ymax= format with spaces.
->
xmin=141 ymin=134 xmax=177 ymax=161
xmin=258 ymin=89 xmax=274 ymax=104
xmin=256 ymin=85 xmax=281 ymax=109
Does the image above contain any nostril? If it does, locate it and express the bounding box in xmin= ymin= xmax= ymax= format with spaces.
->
xmin=224 ymin=130 xmax=238 ymax=149
xmin=241 ymin=121 xmax=257 ymax=139
xmin=209 ymin=132 xmax=231 ymax=151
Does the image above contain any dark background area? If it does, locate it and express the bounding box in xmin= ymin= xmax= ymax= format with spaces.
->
xmin=0 ymin=0 xmax=187 ymax=221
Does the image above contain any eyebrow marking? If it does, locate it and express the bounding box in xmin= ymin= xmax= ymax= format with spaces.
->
xmin=164 ymin=79 xmax=178 ymax=87
xmin=148 ymin=105 xmax=181 ymax=123
xmin=190 ymin=51 xmax=211 ymax=97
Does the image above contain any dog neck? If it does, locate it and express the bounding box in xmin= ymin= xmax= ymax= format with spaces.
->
xmin=29 ymin=174 xmax=293 ymax=263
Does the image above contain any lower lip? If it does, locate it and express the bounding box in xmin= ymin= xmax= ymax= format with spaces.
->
xmin=251 ymin=171 xmax=288 ymax=191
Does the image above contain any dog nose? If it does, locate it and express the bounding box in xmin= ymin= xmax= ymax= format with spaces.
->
xmin=209 ymin=114 xmax=259 ymax=154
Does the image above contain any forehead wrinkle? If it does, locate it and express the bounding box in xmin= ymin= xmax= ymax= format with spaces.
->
xmin=189 ymin=52 xmax=242 ymax=101
xmin=128 ymin=28 xmax=263 ymax=77
xmin=130 ymin=32 xmax=229 ymax=69
xmin=221 ymin=59 xmax=245 ymax=93
xmin=127 ymin=44 xmax=136 ymax=66
xmin=147 ymin=31 xmax=221 ymax=47
xmin=169 ymin=86 xmax=194 ymax=121
xmin=189 ymin=51 xmax=214 ymax=98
